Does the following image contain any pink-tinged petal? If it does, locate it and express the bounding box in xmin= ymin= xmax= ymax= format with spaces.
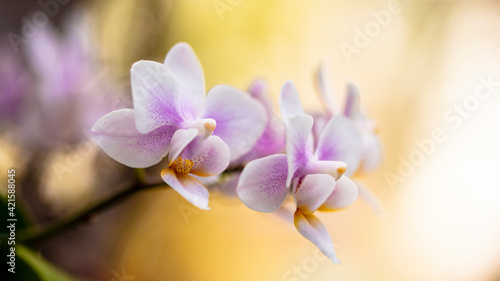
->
xmin=355 ymin=179 xmax=385 ymax=216
xmin=235 ymin=79 xmax=286 ymax=164
xmin=314 ymin=63 xmax=336 ymax=115
xmin=167 ymin=128 xmax=198 ymax=165
xmin=319 ymin=176 xmax=359 ymax=211
xmin=184 ymin=135 xmax=230 ymax=177
xmin=286 ymin=114 xmax=314 ymax=186
xmin=279 ymin=80 xmax=304 ymax=118
xmin=91 ymin=109 xmax=175 ymax=168
xmin=163 ymin=43 xmax=205 ymax=120
xmin=310 ymin=113 xmax=329 ymax=150
xmin=236 ymin=154 xmax=289 ymax=212
xmin=295 ymin=174 xmax=336 ymax=214
xmin=161 ymin=168 xmax=210 ymax=210
xmin=203 ymin=85 xmax=267 ymax=161
xmin=315 ymin=115 xmax=362 ymax=177
xmin=343 ymin=83 xmax=360 ymax=119
xmin=294 ymin=210 xmax=340 ymax=264
xmin=359 ymin=134 xmax=383 ymax=172
xmin=131 ymin=60 xmax=183 ymax=133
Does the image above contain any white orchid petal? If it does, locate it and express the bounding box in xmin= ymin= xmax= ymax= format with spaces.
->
xmin=203 ymin=85 xmax=267 ymax=161
xmin=90 ymin=109 xmax=174 ymax=168
xmin=279 ymin=80 xmax=304 ymax=118
xmin=319 ymin=176 xmax=359 ymax=211
xmin=161 ymin=169 xmax=210 ymax=210
xmin=131 ymin=60 xmax=184 ymax=133
xmin=163 ymin=42 xmax=206 ymax=120
xmin=315 ymin=115 xmax=363 ymax=177
xmin=294 ymin=210 xmax=340 ymax=264
xmin=237 ymin=154 xmax=289 ymax=212
xmin=295 ymin=174 xmax=336 ymax=214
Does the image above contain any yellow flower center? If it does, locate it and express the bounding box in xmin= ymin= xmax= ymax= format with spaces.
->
xmin=170 ymin=157 xmax=194 ymax=174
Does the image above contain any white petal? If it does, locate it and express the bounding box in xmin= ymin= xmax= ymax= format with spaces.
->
xmin=319 ymin=176 xmax=359 ymax=211
xmin=203 ymin=85 xmax=267 ymax=161
xmin=90 ymin=109 xmax=174 ymax=168
xmin=167 ymin=128 xmax=198 ymax=165
xmin=355 ymin=179 xmax=385 ymax=216
xmin=314 ymin=63 xmax=337 ymax=115
xmin=236 ymin=154 xmax=289 ymax=212
xmin=131 ymin=60 xmax=183 ymax=133
xmin=279 ymin=80 xmax=304 ymax=118
xmin=359 ymin=134 xmax=383 ymax=172
xmin=295 ymin=174 xmax=336 ymax=214
xmin=163 ymin=42 xmax=206 ymax=120
xmin=184 ymin=135 xmax=230 ymax=177
xmin=285 ymin=114 xmax=314 ymax=186
xmin=161 ymin=169 xmax=210 ymax=210
xmin=294 ymin=210 xmax=340 ymax=264
xmin=315 ymin=115 xmax=363 ymax=177
xmin=343 ymin=83 xmax=360 ymax=119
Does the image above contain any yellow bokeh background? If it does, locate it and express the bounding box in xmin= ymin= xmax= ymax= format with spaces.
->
xmin=21 ymin=0 xmax=499 ymax=280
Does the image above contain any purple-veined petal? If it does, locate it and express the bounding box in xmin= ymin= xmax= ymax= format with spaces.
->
xmin=161 ymin=168 xmax=210 ymax=210
xmin=359 ymin=133 xmax=383 ymax=172
xmin=315 ymin=115 xmax=362 ymax=177
xmin=343 ymin=83 xmax=360 ymax=119
xmin=183 ymin=135 xmax=230 ymax=177
xmin=167 ymin=128 xmax=198 ymax=165
xmin=279 ymin=80 xmax=304 ymax=118
xmin=90 ymin=109 xmax=175 ymax=168
xmin=294 ymin=209 xmax=340 ymax=264
xmin=131 ymin=60 xmax=183 ymax=133
xmin=202 ymin=85 xmax=267 ymax=161
xmin=163 ymin=43 xmax=205 ymax=120
xmin=295 ymin=174 xmax=336 ymax=214
xmin=236 ymin=154 xmax=289 ymax=212
xmin=319 ymin=175 xmax=359 ymax=211
xmin=285 ymin=114 xmax=314 ymax=186
xmin=314 ymin=63 xmax=336 ymax=115
xmin=355 ymin=179 xmax=385 ymax=216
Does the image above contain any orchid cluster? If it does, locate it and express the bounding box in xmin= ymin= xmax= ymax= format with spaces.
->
xmin=91 ymin=43 xmax=382 ymax=263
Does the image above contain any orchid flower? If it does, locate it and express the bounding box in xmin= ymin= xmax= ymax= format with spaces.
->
xmin=232 ymin=79 xmax=286 ymax=165
xmin=314 ymin=63 xmax=383 ymax=173
xmin=21 ymin=17 xmax=111 ymax=148
xmin=91 ymin=43 xmax=266 ymax=209
xmin=313 ymin=64 xmax=384 ymax=214
xmin=0 ymin=46 xmax=27 ymax=125
xmin=237 ymin=80 xmax=363 ymax=264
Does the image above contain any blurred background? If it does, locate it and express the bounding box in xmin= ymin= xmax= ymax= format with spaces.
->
xmin=1 ymin=0 xmax=500 ymax=280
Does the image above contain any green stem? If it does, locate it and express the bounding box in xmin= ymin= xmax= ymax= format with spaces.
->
xmin=18 ymin=179 xmax=166 ymax=245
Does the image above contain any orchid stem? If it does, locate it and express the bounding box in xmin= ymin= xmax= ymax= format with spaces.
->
xmin=18 ymin=171 xmax=166 ymax=246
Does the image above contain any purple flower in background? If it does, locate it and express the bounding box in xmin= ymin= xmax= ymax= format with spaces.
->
xmin=92 ymin=43 xmax=266 ymax=209
xmin=237 ymin=80 xmax=361 ymax=264
xmin=21 ymin=16 xmax=111 ymax=148
xmin=0 ymin=46 xmax=28 ymax=125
